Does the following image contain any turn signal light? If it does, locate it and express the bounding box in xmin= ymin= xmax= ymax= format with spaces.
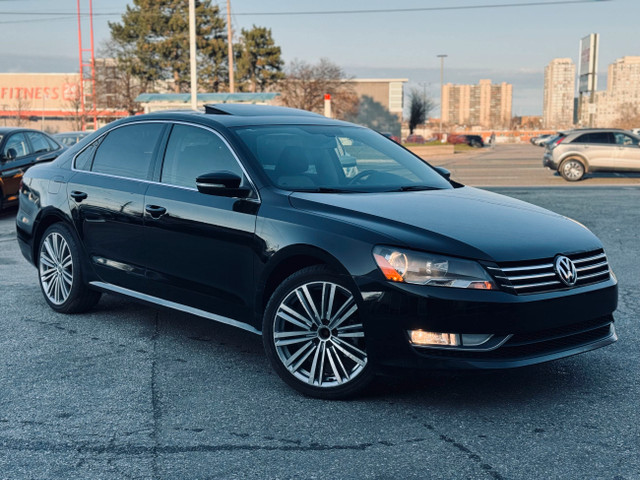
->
xmin=373 ymin=253 xmax=404 ymax=282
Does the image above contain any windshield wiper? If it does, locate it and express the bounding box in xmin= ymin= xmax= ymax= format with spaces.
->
xmin=386 ymin=185 xmax=442 ymax=192
xmin=293 ymin=187 xmax=363 ymax=193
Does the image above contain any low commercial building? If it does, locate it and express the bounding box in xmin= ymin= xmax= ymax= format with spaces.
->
xmin=0 ymin=72 xmax=127 ymax=132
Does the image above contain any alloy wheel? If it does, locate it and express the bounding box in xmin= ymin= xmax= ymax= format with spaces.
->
xmin=39 ymin=232 xmax=74 ymax=305
xmin=273 ymin=281 xmax=367 ymax=388
xmin=562 ymin=160 xmax=584 ymax=181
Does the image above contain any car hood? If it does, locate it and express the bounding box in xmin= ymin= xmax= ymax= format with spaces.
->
xmin=289 ymin=186 xmax=602 ymax=262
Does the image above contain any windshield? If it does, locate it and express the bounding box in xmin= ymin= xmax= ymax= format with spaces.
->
xmin=232 ymin=125 xmax=452 ymax=192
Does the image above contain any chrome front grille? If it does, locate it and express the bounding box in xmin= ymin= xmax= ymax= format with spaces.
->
xmin=486 ymin=249 xmax=611 ymax=295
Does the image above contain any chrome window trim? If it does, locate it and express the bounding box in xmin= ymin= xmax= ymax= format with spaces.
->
xmin=89 ymin=281 xmax=261 ymax=335
xmin=71 ymin=119 xmax=261 ymax=203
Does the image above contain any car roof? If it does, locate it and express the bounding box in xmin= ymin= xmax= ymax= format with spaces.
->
xmin=53 ymin=131 xmax=91 ymax=136
xmin=140 ymin=104 xmax=355 ymax=129
xmin=561 ymin=128 xmax=628 ymax=135
xmin=0 ymin=127 xmax=39 ymax=134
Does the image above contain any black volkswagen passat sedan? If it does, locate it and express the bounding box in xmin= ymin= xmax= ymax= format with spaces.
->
xmin=16 ymin=104 xmax=617 ymax=399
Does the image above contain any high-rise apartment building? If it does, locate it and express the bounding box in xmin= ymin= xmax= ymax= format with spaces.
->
xmin=543 ymin=58 xmax=575 ymax=128
xmin=579 ymin=56 xmax=640 ymax=127
xmin=441 ymin=79 xmax=512 ymax=128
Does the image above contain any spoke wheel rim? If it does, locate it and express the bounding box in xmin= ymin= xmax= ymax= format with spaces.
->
xmin=273 ymin=281 xmax=367 ymax=388
xmin=39 ymin=232 xmax=73 ymax=305
xmin=563 ymin=161 xmax=583 ymax=180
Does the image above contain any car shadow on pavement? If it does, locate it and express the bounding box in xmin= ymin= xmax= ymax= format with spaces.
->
xmin=553 ymin=171 xmax=640 ymax=181
xmin=0 ymin=205 xmax=17 ymax=219
xmin=90 ymin=294 xmax=618 ymax=406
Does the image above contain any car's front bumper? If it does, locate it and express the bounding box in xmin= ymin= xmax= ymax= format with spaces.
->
xmin=356 ymin=275 xmax=618 ymax=371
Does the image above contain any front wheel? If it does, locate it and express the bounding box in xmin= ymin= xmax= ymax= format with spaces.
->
xmin=559 ymin=158 xmax=586 ymax=181
xmin=38 ymin=223 xmax=101 ymax=313
xmin=263 ymin=266 xmax=374 ymax=399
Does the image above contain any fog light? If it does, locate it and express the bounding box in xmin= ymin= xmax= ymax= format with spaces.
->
xmin=409 ymin=330 xmax=460 ymax=347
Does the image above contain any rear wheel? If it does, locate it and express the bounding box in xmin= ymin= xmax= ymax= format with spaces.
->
xmin=559 ymin=158 xmax=586 ymax=181
xmin=38 ymin=223 xmax=101 ymax=313
xmin=263 ymin=266 xmax=374 ymax=399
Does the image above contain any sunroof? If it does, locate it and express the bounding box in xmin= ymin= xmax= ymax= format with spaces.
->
xmin=204 ymin=104 xmax=322 ymax=117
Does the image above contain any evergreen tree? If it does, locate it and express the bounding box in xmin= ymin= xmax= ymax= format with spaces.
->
xmin=235 ymin=26 xmax=284 ymax=92
xmin=108 ymin=0 xmax=227 ymax=93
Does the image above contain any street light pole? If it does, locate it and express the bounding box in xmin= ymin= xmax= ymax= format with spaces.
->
xmin=188 ymin=0 xmax=197 ymax=110
xmin=227 ymin=0 xmax=235 ymax=93
xmin=437 ymin=54 xmax=447 ymax=135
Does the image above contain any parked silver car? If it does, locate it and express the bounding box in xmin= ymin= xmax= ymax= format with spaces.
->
xmin=543 ymin=128 xmax=640 ymax=181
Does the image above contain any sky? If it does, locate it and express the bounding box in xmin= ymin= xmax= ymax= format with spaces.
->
xmin=0 ymin=0 xmax=638 ymax=116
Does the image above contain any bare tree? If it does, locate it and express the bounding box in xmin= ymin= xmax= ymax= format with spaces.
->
xmin=62 ymin=77 xmax=85 ymax=131
xmin=12 ymin=95 xmax=31 ymax=127
xmin=407 ymin=88 xmax=435 ymax=134
xmin=97 ymin=42 xmax=150 ymax=116
xmin=279 ymin=58 xmax=358 ymax=120
xmin=613 ymin=102 xmax=640 ymax=129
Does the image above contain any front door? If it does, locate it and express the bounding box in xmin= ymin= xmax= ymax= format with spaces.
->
xmin=142 ymin=123 xmax=259 ymax=325
xmin=613 ymin=132 xmax=640 ymax=172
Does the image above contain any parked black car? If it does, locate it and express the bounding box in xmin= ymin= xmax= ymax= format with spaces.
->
xmin=464 ymin=134 xmax=484 ymax=147
xmin=16 ymin=105 xmax=618 ymax=399
xmin=0 ymin=127 xmax=64 ymax=211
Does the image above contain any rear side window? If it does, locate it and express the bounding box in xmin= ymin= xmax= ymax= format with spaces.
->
xmin=74 ymin=136 xmax=104 ymax=171
xmin=573 ymin=132 xmax=615 ymax=144
xmin=26 ymin=132 xmax=55 ymax=154
xmin=91 ymin=123 xmax=164 ymax=180
xmin=161 ymin=124 xmax=243 ymax=189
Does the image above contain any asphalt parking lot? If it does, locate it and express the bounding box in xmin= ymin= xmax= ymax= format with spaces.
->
xmin=436 ymin=144 xmax=640 ymax=187
xmin=0 ymin=186 xmax=639 ymax=480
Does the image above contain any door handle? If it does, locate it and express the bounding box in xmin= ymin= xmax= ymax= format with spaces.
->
xmin=145 ymin=204 xmax=167 ymax=218
xmin=70 ymin=190 xmax=88 ymax=202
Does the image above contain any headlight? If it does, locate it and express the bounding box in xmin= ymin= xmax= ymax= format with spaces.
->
xmin=373 ymin=246 xmax=495 ymax=290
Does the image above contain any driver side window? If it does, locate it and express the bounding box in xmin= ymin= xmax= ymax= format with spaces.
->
xmin=614 ymin=132 xmax=639 ymax=146
xmin=3 ymin=133 xmax=31 ymax=160
xmin=161 ymin=124 xmax=244 ymax=189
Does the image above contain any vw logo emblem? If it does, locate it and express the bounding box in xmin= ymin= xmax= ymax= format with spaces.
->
xmin=554 ymin=256 xmax=578 ymax=286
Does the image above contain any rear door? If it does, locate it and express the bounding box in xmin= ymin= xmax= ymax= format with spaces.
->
xmin=68 ymin=121 xmax=167 ymax=289
xmin=142 ymin=123 xmax=259 ymax=324
xmin=571 ymin=132 xmax=616 ymax=171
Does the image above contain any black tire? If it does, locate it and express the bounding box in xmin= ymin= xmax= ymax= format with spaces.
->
xmin=37 ymin=223 xmax=101 ymax=313
xmin=470 ymin=140 xmax=482 ymax=148
xmin=559 ymin=158 xmax=586 ymax=181
xmin=263 ymin=265 xmax=374 ymax=399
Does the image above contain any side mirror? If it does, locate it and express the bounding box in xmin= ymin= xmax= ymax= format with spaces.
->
xmin=4 ymin=148 xmax=17 ymax=161
xmin=196 ymin=171 xmax=252 ymax=198
xmin=434 ymin=166 xmax=451 ymax=181
xmin=339 ymin=154 xmax=357 ymax=169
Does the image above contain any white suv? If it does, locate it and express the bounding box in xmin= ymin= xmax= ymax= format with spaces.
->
xmin=543 ymin=128 xmax=640 ymax=181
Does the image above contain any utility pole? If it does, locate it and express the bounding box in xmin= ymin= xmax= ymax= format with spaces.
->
xmin=41 ymin=94 xmax=46 ymax=131
xmin=437 ymin=54 xmax=448 ymax=134
xmin=227 ymin=0 xmax=235 ymax=93
xmin=188 ymin=0 xmax=197 ymax=110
